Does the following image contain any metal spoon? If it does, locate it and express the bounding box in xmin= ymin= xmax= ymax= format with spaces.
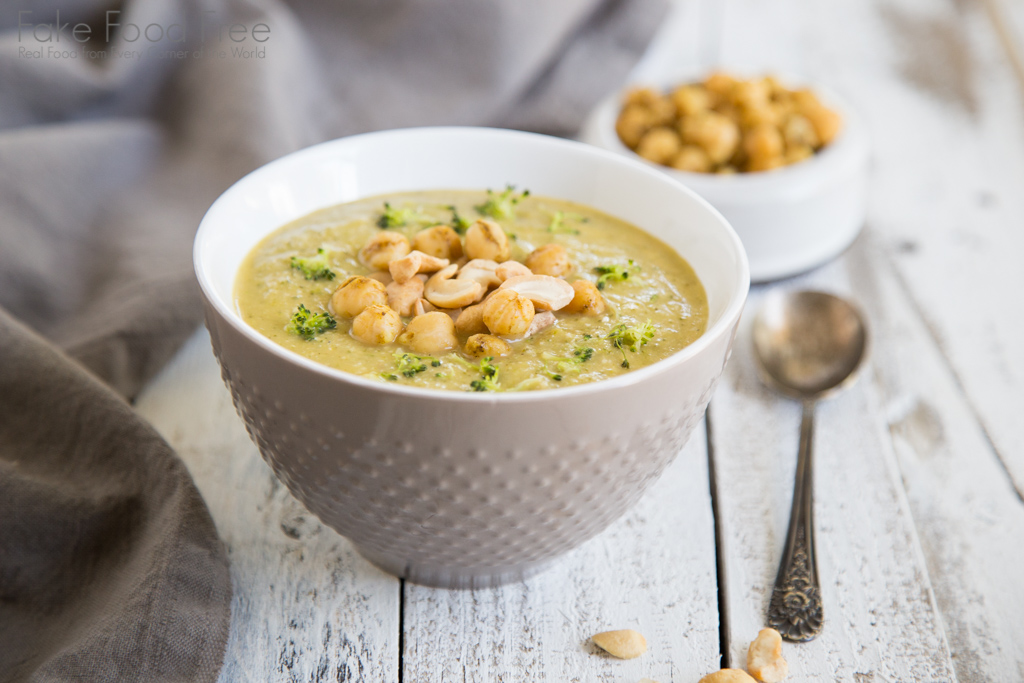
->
xmin=751 ymin=290 xmax=868 ymax=642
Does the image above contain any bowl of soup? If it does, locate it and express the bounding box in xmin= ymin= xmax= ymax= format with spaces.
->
xmin=194 ymin=127 xmax=749 ymax=588
xmin=580 ymin=72 xmax=869 ymax=282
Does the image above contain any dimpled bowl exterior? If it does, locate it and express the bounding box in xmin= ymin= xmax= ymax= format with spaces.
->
xmin=195 ymin=127 xmax=748 ymax=588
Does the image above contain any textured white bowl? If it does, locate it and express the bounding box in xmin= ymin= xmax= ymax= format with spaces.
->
xmin=580 ymin=79 xmax=869 ymax=282
xmin=194 ymin=127 xmax=749 ymax=588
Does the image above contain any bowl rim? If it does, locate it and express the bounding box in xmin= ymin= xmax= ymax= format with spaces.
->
xmin=194 ymin=126 xmax=750 ymax=403
xmin=585 ymin=72 xmax=869 ymax=202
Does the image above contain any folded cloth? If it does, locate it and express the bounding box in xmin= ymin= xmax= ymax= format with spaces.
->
xmin=0 ymin=309 xmax=232 ymax=682
xmin=0 ymin=0 xmax=667 ymax=679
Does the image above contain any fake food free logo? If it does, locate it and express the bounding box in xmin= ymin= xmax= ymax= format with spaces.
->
xmin=17 ymin=10 xmax=270 ymax=61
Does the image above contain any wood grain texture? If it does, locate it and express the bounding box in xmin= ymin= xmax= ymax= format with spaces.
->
xmin=135 ymin=329 xmax=400 ymax=683
xmin=848 ymin=238 xmax=1024 ymax=683
xmin=401 ymin=421 xmax=721 ymax=683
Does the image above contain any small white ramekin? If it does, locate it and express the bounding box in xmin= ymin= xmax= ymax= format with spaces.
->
xmin=580 ymin=79 xmax=869 ymax=282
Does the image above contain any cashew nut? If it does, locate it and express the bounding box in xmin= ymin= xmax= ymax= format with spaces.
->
xmin=386 ymin=277 xmax=424 ymax=317
xmin=498 ymin=274 xmax=575 ymax=311
xmin=457 ymin=259 xmax=502 ymax=290
xmin=495 ymin=260 xmax=532 ymax=281
xmin=697 ymin=671 xmax=757 ymax=683
xmin=424 ymin=264 xmax=485 ymax=309
xmin=522 ymin=310 xmax=556 ymax=339
xmin=590 ymin=629 xmax=647 ymax=660
xmin=747 ymin=628 xmax=788 ymax=683
xmin=413 ymin=298 xmax=436 ymax=317
xmin=389 ymin=250 xmax=450 ymax=284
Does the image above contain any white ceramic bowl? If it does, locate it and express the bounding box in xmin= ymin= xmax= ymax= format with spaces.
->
xmin=580 ymin=78 xmax=869 ymax=282
xmin=194 ymin=127 xmax=748 ymax=588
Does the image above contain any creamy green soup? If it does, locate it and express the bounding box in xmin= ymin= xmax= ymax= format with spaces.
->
xmin=235 ymin=189 xmax=707 ymax=392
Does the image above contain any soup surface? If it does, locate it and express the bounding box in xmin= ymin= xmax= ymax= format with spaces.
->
xmin=235 ymin=189 xmax=708 ymax=392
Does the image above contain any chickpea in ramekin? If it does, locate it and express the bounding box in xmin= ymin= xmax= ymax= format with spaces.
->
xmin=616 ymin=73 xmax=842 ymax=174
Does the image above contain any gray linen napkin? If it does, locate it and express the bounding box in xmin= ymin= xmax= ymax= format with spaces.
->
xmin=0 ymin=0 xmax=667 ymax=679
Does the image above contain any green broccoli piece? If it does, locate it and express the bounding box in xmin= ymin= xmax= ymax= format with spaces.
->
xmin=469 ymin=356 xmax=501 ymax=392
xmin=448 ymin=205 xmax=472 ymax=234
xmin=541 ymin=345 xmax=595 ymax=377
xmin=593 ymin=259 xmax=639 ymax=290
xmin=383 ymin=350 xmax=442 ymax=379
xmin=290 ymin=248 xmax=335 ymax=281
xmin=287 ymin=304 xmax=336 ymax=340
xmin=377 ymin=202 xmax=432 ymax=228
xmin=475 ymin=185 xmax=530 ymax=220
xmin=547 ymin=211 xmax=583 ymax=235
xmin=608 ymin=321 xmax=656 ymax=368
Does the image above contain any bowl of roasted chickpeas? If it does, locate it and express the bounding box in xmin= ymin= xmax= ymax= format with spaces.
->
xmin=580 ymin=72 xmax=869 ymax=282
xmin=195 ymin=127 xmax=749 ymax=589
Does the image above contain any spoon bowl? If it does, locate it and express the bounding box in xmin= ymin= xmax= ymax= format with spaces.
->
xmin=753 ymin=290 xmax=868 ymax=401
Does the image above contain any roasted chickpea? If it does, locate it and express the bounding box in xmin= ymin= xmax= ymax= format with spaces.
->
xmin=397 ymin=311 xmax=458 ymax=355
xmin=622 ymin=86 xmax=662 ymax=108
xmin=731 ymin=79 xmax=771 ymax=109
xmin=746 ymin=154 xmax=784 ymax=172
xmin=455 ymin=303 xmax=488 ymax=336
xmin=635 ymin=127 xmax=683 ymax=165
xmin=464 ymin=219 xmax=510 ymax=262
xmin=482 ymin=288 xmax=534 ymax=337
xmin=464 ymin=334 xmax=512 ymax=359
xmin=740 ymin=103 xmax=781 ymax=130
xmin=670 ymin=85 xmax=711 ymax=116
xmin=744 ymin=123 xmax=784 ymax=162
xmin=671 ymin=145 xmax=712 ymax=173
xmin=351 ymin=304 xmax=403 ymax=345
xmin=783 ymin=114 xmax=820 ymax=149
xmin=615 ymin=105 xmax=656 ymax=148
xmin=359 ymin=232 xmax=411 ymax=271
xmin=703 ymin=72 xmax=737 ymax=98
xmin=524 ymin=244 xmax=573 ymax=278
xmin=803 ymin=105 xmax=842 ymax=145
xmin=681 ymin=111 xmax=740 ymax=165
xmin=330 ymin=275 xmax=388 ymax=318
xmin=563 ymin=280 xmax=606 ymax=315
xmin=412 ymin=224 xmax=463 ymax=261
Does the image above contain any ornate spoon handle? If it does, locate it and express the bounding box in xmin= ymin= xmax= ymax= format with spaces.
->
xmin=767 ymin=401 xmax=824 ymax=642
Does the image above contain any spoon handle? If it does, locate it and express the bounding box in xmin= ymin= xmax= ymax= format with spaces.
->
xmin=767 ymin=401 xmax=824 ymax=641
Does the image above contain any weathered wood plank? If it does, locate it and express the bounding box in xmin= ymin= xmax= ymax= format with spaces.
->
xmin=848 ymin=237 xmax=1024 ymax=683
xmin=135 ymin=329 xmax=401 ymax=683
xmin=401 ymin=421 xmax=721 ymax=682
xmin=709 ymin=248 xmax=957 ymax=682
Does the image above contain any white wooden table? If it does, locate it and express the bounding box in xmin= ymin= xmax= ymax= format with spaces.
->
xmin=135 ymin=0 xmax=1024 ymax=680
